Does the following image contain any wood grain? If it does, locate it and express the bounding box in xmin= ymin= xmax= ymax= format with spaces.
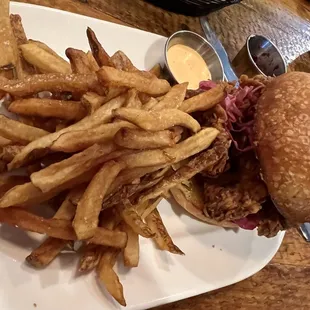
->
xmin=15 ymin=0 xmax=310 ymax=309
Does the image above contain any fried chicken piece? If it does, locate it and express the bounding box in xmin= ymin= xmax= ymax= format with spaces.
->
xmin=257 ymin=200 xmax=287 ymax=238
xmin=204 ymin=153 xmax=268 ymax=222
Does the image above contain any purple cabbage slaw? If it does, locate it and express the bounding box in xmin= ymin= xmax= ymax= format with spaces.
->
xmin=200 ymin=81 xmax=264 ymax=230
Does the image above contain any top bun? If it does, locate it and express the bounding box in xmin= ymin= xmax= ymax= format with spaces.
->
xmin=254 ymin=72 xmax=310 ymax=223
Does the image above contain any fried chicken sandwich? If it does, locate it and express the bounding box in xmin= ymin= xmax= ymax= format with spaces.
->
xmin=172 ymin=71 xmax=310 ymax=237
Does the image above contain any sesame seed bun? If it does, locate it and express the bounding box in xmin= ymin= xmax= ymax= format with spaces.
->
xmin=254 ymin=72 xmax=310 ymax=223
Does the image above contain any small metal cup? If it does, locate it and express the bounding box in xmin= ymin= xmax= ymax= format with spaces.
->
xmin=232 ymin=34 xmax=287 ymax=77
xmin=164 ymin=30 xmax=224 ymax=87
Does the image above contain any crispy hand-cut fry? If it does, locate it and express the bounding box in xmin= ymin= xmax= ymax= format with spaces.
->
xmin=0 ymin=0 xmax=22 ymax=79
xmin=8 ymin=94 xmax=126 ymax=170
xmin=86 ymin=51 xmax=100 ymax=72
xmin=87 ymin=27 xmax=110 ymax=67
xmin=66 ymin=48 xmax=92 ymax=74
xmin=79 ymin=244 xmax=102 ymax=272
xmin=121 ymin=222 xmax=139 ymax=267
xmin=149 ymin=63 xmax=162 ymax=78
xmin=151 ymin=83 xmax=187 ymax=111
xmin=180 ymin=84 xmax=227 ymax=113
xmin=9 ymin=98 xmax=87 ymax=121
xmin=0 ymin=115 xmax=48 ymax=144
xmin=73 ymin=160 xmax=124 ymax=240
xmin=30 ymin=143 xmax=117 ymax=193
xmin=120 ymin=127 xmax=219 ymax=169
xmin=0 ymin=169 xmax=94 ymax=208
xmin=0 ymin=207 xmax=127 ymax=247
xmin=10 ymin=14 xmax=36 ymax=75
xmin=114 ymin=108 xmax=200 ymax=132
xmin=0 ymin=136 xmax=12 ymax=146
xmin=142 ymin=97 xmax=158 ymax=111
xmin=0 ymin=174 xmax=29 ymax=198
xmin=97 ymin=247 xmax=126 ymax=306
xmin=0 ymin=144 xmax=23 ymax=162
xmin=26 ymin=238 xmax=68 ymax=268
xmin=81 ymin=92 xmax=105 ymax=114
xmin=26 ymin=186 xmax=85 ymax=268
xmin=118 ymin=203 xmax=154 ymax=238
xmin=0 ymin=73 xmax=103 ymax=97
xmin=145 ymin=208 xmax=184 ymax=255
xmin=97 ymin=66 xmax=171 ymax=96
xmin=136 ymin=197 xmax=162 ymax=219
xmin=10 ymin=14 xmax=27 ymax=46
xmin=114 ymin=127 xmax=180 ymax=149
xmin=124 ymin=88 xmax=142 ymax=109
xmin=110 ymin=50 xmax=137 ymax=71
xmin=51 ymin=121 xmax=135 ymax=153
xmin=20 ymin=43 xmax=71 ymax=74
xmin=138 ymin=139 xmax=230 ymax=203
xmin=28 ymin=39 xmax=60 ymax=58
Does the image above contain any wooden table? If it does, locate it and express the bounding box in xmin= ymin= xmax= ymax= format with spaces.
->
xmin=18 ymin=0 xmax=310 ymax=309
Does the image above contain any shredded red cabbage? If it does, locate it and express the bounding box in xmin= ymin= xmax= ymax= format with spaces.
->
xmin=234 ymin=214 xmax=261 ymax=230
xmin=199 ymin=81 xmax=264 ymax=152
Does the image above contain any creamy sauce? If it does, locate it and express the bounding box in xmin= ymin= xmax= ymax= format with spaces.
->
xmin=167 ymin=44 xmax=212 ymax=89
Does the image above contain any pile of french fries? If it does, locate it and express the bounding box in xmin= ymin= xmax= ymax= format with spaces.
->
xmin=0 ymin=0 xmax=229 ymax=306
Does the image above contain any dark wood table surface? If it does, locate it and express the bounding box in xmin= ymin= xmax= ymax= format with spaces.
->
xmin=17 ymin=0 xmax=310 ymax=308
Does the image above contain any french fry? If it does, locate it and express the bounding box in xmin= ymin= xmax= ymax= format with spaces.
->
xmin=121 ymin=222 xmax=139 ymax=267
xmin=118 ymin=204 xmax=154 ymax=238
xmin=66 ymin=48 xmax=92 ymax=74
xmin=0 ymin=207 xmax=127 ymax=247
xmin=86 ymin=27 xmax=110 ymax=67
xmin=79 ymin=244 xmax=102 ymax=272
xmin=145 ymin=208 xmax=184 ymax=255
xmin=86 ymin=51 xmax=100 ymax=72
xmin=114 ymin=127 xmax=181 ymax=150
xmin=97 ymin=66 xmax=171 ymax=96
xmin=10 ymin=14 xmax=36 ymax=75
xmin=0 ymin=0 xmax=22 ymax=79
xmin=142 ymin=97 xmax=158 ymax=110
xmin=0 ymin=115 xmax=48 ymax=144
xmin=9 ymin=14 xmax=27 ymax=46
xmin=0 ymin=169 xmax=96 ymax=208
xmin=138 ymin=139 xmax=229 ymax=203
xmin=20 ymin=43 xmax=71 ymax=74
xmin=30 ymin=143 xmax=117 ymax=193
xmin=120 ymin=127 xmax=219 ymax=169
xmin=124 ymin=88 xmax=142 ymax=108
xmin=97 ymin=247 xmax=126 ymax=306
xmin=0 ymin=73 xmax=104 ymax=97
xmin=28 ymin=39 xmax=63 ymax=58
xmin=136 ymin=197 xmax=162 ymax=219
xmin=180 ymin=83 xmax=227 ymax=113
xmin=26 ymin=238 xmax=68 ymax=268
xmin=110 ymin=50 xmax=137 ymax=71
xmin=0 ymin=174 xmax=29 ymax=198
xmin=114 ymin=108 xmax=201 ymax=132
xmin=51 ymin=121 xmax=135 ymax=153
xmin=0 ymin=136 xmax=12 ymax=146
xmin=26 ymin=186 xmax=85 ymax=268
xmin=0 ymin=144 xmax=23 ymax=162
xmin=73 ymin=160 xmax=124 ymax=240
xmin=150 ymin=83 xmax=187 ymax=111
xmin=9 ymin=98 xmax=87 ymax=121
xmin=8 ymin=94 xmax=126 ymax=170
xmin=81 ymin=92 xmax=106 ymax=114
xmin=149 ymin=63 xmax=162 ymax=78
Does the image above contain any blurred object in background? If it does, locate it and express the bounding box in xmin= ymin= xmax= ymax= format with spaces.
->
xmin=288 ymin=51 xmax=310 ymax=73
xmin=144 ymin=0 xmax=241 ymax=16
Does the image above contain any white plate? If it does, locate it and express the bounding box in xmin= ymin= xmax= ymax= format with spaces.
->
xmin=1 ymin=3 xmax=285 ymax=310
